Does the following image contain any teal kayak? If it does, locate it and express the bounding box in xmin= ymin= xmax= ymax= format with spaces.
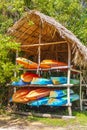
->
xmin=47 ymin=94 xmax=79 ymax=106
xmin=49 ymin=89 xmax=74 ymax=98
xmin=50 ymin=77 xmax=80 ymax=85
xmin=31 ymin=78 xmax=53 ymax=85
xmin=27 ymin=97 xmax=49 ymax=106
xmin=27 ymin=94 xmax=79 ymax=107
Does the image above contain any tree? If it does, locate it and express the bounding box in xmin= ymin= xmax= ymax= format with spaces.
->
xmin=0 ymin=0 xmax=25 ymax=34
xmin=0 ymin=34 xmax=21 ymax=105
xmin=0 ymin=0 xmax=24 ymax=105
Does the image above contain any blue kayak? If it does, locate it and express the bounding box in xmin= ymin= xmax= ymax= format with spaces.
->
xmin=49 ymin=89 xmax=74 ymax=98
xmin=27 ymin=93 xmax=79 ymax=107
xmin=46 ymin=94 xmax=79 ymax=106
xmin=50 ymin=77 xmax=80 ymax=85
xmin=50 ymin=77 xmax=67 ymax=84
xmin=27 ymin=97 xmax=49 ymax=106
xmin=31 ymin=78 xmax=53 ymax=85
xmin=11 ymin=79 xmax=29 ymax=86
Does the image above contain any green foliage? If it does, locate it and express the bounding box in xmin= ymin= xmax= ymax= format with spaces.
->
xmin=26 ymin=111 xmax=87 ymax=127
xmin=0 ymin=34 xmax=21 ymax=105
xmin=0 ymin=0 xmax=25 ymax=34
xmin=0 ymin=34 xmax=20 ymax=84
xmin=0 ymin=0 xmax=25 ymax=104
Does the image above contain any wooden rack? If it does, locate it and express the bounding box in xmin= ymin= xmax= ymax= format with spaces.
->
xmin=11 ymin=20 xmax=81 ymax=118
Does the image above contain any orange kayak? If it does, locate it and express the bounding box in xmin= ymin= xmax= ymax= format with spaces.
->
xmin=16 ymin=57 xmax=38 ymax=69
xmin=16 ymin=57 xmax=50 ymax=69
xmin=12 ymin=88 xmax=32 ymax=103
xmin=21 ymin=72 xmax=40 ymax=82
xmin=25 ymin=88 xmax=50 ymax=101
xmin=40 ymin=59 xmax=67 ymax=67
xmin=12 ymin=88 xmax=50 ymax=103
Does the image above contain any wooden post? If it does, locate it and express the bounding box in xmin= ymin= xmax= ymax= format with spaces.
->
xmin=67 ymin=43 xmax=72 ymax=116
xmin=80 ymin=72 xmax=83 ymax=111
xmin=14 ymin=50 xmax=18 ymax=93
xmin=13 ymin=50 xmax=18 ymax=111
xmin=37 ymin=39 xmax=41 ymax=75
xmin=37 ymin=20 xmax=42 ymax=75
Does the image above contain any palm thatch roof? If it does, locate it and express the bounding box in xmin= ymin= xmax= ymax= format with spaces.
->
xmin=8 ymin=10 xmax=87 ymax=68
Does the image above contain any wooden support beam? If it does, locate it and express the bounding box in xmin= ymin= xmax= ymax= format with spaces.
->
xmin=12 ymin=111 xmax=75 ymax=119
xmin=67 ymin=43 xmax=72 ymax=116
xmin=21 ymin=41 xmax=67 ymax=48
xmin=70 ymin=68 xmax=82 ymax=73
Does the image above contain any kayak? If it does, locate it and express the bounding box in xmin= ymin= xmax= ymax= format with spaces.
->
xmin=12 ymin=88 xmax=32 ymax=103
xmin=21 ymin=72 xmax=39 ymax=82
xmin=40 ymin=59 xmax=67 ymax=67
xmin=11 ymin=79 xmax=29 ymax=86
xmin=16 ymin=57 xmax=50 ymax=69
xmin=49 ymin=89 xmax=74 ymax=98
xmin=25 ymin=88 xmax=51 ymax=101
xmin=27 ymin=97 xmax=49 ymax=106
xmin=16 ymin=57 xmax=38 ymax=69
xmin=50 ymin=77 xmax=67 ymax=85
xmin=12 ymin=88 xmax=51 ymax=103
xmin=50 ymin=77 xmax=80 ymax=85
xmin=27 ymin=93 xmax=79 ymax=107
xmin=31 ymin=77 xmax=53 ymax=85
xmin=46 ymin=94 xmax=79 ymax=106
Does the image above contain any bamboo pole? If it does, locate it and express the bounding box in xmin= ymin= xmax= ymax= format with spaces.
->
xmin=21 ymin=41 xmax=67 ymax=47
xmin=14 ymin=50 xmax=18 ymax=93
xmin=80 ymin=72 xmax=83 ymax=111
xmin=13 ymin=50 xmax=18 ymax=111
xmin=13 ymin=111 xmax=75 ymax=119
xmin=67 ymin=43 xmax=72 ymax=116
xmin=37 ymin=18 xmax=42 ymax=75
xmin=70 ymin=68 xmax=82 ymax=74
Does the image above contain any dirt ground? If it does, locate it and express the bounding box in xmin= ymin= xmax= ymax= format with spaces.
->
xmin=0 ymin=115 xmax=66 ymax=130
xmin=0 ymin=114 xmax=87 ymax=130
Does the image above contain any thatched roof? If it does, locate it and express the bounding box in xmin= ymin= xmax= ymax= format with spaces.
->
xmin=8 ymin=10 xmax=87 ymax=68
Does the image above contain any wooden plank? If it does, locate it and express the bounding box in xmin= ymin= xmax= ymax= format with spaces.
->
xmin=8 ymin=84 xmax=74 ymax=88
xmin=17 ymin=65 xmax=72 ymax=71
xmin=21 ymin=41 xmax=67 ymax=47
xmin=70 ymin=68 xmax=82 ymax=73
xmin=13 ymin=111 xmax=75 ymax=119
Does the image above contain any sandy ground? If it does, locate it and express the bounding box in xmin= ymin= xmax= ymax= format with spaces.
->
xmin=0 ymin=115 xmax=66 ymax=130
xmin=0 ymin=115 xmax=87 ymax=130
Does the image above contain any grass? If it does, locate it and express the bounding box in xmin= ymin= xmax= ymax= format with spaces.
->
xmin=0 ymin=107 xmax=87 ymax=128
xmin=26 ymin=111 xmax=87 ymax=127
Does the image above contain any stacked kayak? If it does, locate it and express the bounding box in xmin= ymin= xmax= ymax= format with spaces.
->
xmin=40 ymin=59 xmax=67 ymax=67
xmin=26 ymin=89 xmax=79 ymax=106
xmin=51 ymin=77 xmax=67 ymax=85
xmin=12 ymin=88 xmax=32 ymax=103
xmin=12 ymin=79 xmax=29 ymax=86
xmin=46 ymin=94 xmax=79 ymax=106
xmin=50 ymin=77 xmax=80 ymax=85
xmin=31 ymin=78 xmax=53 ymax=85
xmin=16 ymin=57 xmax=50 ymax=69
xmin=21 ymin=72 xmax=39 ymax=82
xmin=16 ymin=57 xmax=68 ymax=69
xmin=11 ymin=74 xmax=80 ymax=86
xmin=12 ymin=88 xmax=51 ymax=103
xmin=28 ymin=97 xmax=49 ymax=106
xmin=11 ymin=72 xmax=40 ymax=86
xmin=16 ymin=57 xmax=38 ymax=69
xmin=49 ymin=89 xmax=74 ymax=98
xmin=10 ymin=57 xmax=80 ymax=107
